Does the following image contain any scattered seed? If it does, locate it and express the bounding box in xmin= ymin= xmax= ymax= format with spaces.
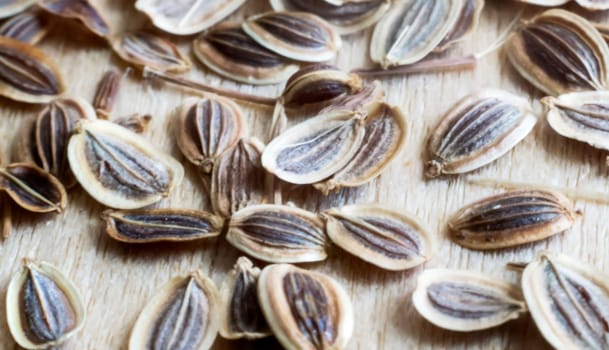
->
xmin=227 ymin=204 xmax=328 ymax=263
xmin=0 ymin=163 xmax=67 ymax=213
xmin=92 ymin=69 xmax=122 ymax=118
xmin=436 ymin=0 xmax=484 ymax=51
xmin=426 ymin=89 xmax=537 ymax=178
xmin=0 ymin=0 xmax=35 ymax=19
xmin=0 ymin=9 xmax=54 ymax=45
xmin=448 ymin=189 xmax=577 ymax=250
xmin=112 ymin=30 xmax=191 ymax=73
xmin=6 ymin=259 xmax=85 ymax=350
xmin=257 ymin=263 xmax=354 ymax=350
xmin=38 ymin=0 xmax=110 ymax=37
xmin=412 ymin=268 xmax=526 ymax=332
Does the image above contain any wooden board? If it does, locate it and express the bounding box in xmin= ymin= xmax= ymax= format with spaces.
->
xmin=1 ymin=1 xmax=608 ymax=349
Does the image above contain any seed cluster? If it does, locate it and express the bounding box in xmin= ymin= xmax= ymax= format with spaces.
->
xmin=1 ymin=1 xmax=609 ymax=349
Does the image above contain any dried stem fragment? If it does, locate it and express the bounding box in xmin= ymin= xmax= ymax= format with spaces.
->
xmin=193 ymin=23 xmax=299 ymax=85
xmin=448 ymin=190 xmax=577 ymax=250
xmin=522 ymin=252 xmax=609 ymax=349
xmin=6 ymin=259 xmax=85 ymax=349
xmin=0 ymin=163 xmax=67 ymax=213
xmin=129 ymin=271 xmax=220 ymax=350
xmin=38 ymin=0 xmax=110 ymax=37
xmin=219 ymin=257 xmax=271 ymax=340
xmin=227 ymin=204 xmax=328 ymax=263
xmin=413 ymin=268 xmax=526 ymax=331
xmin=258 ymin=264 xmax=354 ymax=350
xmin=102 ymin=209 xmax=224 ymax=243
xmin=426 ymin=89 xmax=537 ymax=178
xmin=113 ymin=114 xmax=151 ymax=134
xmin=67 ymin=119 xmax=184 ymax=209
xmin=0 ymin=9 xmax=54 ymax=45
xmin=324 ymin=205 xmax=433 ymax=271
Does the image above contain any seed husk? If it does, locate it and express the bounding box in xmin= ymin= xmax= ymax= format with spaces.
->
xmin=0 ymin=9 xmax=54 ymax=45
xmin=269 ymin=0 xmax=390 ymax=35
xmin=13 ymin=97 xmax=97 ymax=188
xmin=426 ymin=89 xmax=537 ymax=178
xmin=575 ymin=0 xmax=609 ymax=10
xmin=0 ymin=36 xmax=65 ymax=103
xmin=262 ymin=109 xmax=367 ymax=185
xmin=522 ymin=252 xmax=609 ymax=350
xmin=176 ymin=96 xmax=245 ymax=174
xmin=258 ymin=264 xmax=354 ymax=350
xmin=219 ymin=257 xmax=271 ymax=340
xmin=314 ymin=102 xmax=407 ymax=194
xmin=448 ymin=189 xmax=577 ymax=250
xmin=227 ymin=204 xmax=328 ymax=263
xmin=6 ymin=259 xmax=85 ymax=350
xmin=323 ymin=205 xmax=432 ymax=271
xmin=281 ymin=64 xmax=363 ymax=108
xmin=370 ymin=0 xmax=463 ymax=68
xmin=112 ymin=30 xmax=191 ymax=73
xmin=193 ymin=23 xmax=299 ymax=85
xmin=506 ymin=9 xmax=609 ymax=96
xmin=412 ymin=268 xmax=526 ymax=332
xmin=67 ymin=119 xmax=184 ymax=209
xmin=113 ymin=114 xmax=152 ymax=134
xmin=243 ymin=11 xmax=342 ymax=63
xmin=129 ymin=271 xmax=220 ymax=350
xmin=38 ymin=0 xmax=110 ymax=37
xmin=0 ymin=163 xmax=67 ymax=213
xmin=436 ymin=0 xmax=484 ymax=51
xmin=102 ymin=209 xmax=224 ymax=243
xmin=0 ymin=0 xmax=35 ymax=19
xmin=211 ymin=138 xmax=267 ymax=218
xmin=543 ymin=91 xmax=609 ymax=154
xmin=135 ymin=0 xmax=246 ymax=35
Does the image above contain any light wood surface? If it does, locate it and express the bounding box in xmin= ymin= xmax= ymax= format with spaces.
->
xmin=1 ymin=1 xmax=608 ymax=349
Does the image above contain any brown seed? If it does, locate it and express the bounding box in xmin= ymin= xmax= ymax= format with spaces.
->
xmin=281 ymin=64 xmax=363 ymax=108
xmin=543 ymin=91 xmax=609 ymax=153
xmin=102 ymin=209 xmax=224 ymax=243
xmin=257 ymin=264 xmax=354 ymax=350
xmin=67 ymin=119 xmax=184 ymax=209
xmin=38 ymin=0 xmax=110 ymax=37
xmin=129 ymin=271 xmax=220 ymax=350
xmin=13 ymin=97 xmax=97 ymax=187
xmin=0 ymin=163 xmax=67 ymax=213
xmin=370 ymin=0 xmax=464 ymax=67
xmin=112 ymin=30 xmax=191 ymax=73
xmin=413 ymin=268 xmax=526 ymax=332
xmin=324 ymin=205 xmax=432 ymax=271
xmin=193 ymin=23 xmax=299 ymax=85
xmin=219 ymin=257 xmax=271 ymax=340
xmin=522 ymin=251 xmax=609 ymax=350
xmin=0 ymin=36 xmax=65 ymax=103
xmin=0 ymin=9 xmax=54 ymax=45
xmin=269 ymin=0 xmax=390 ymax=35
xmin=176 ymin=96 xmax=245 ymax=174
xmin=92 ymin=69 xmax=122 ymax=118
xmin=211 ymin=138 xmax=267 ymax=218
xmin=426 ymin=89 xmax=537 ymax=178
xmin=314 ymin=102 xmax=407 ymax=194
xmin=135 ymin=0 xmax=246 ymax=35
xmin=448 ymin=190 xmax=577 ymax=250
xmin=506 ymin=9 xmax=609 ymax=95
xmin=0 ymin=0 xmax=36 ymax=19
xmin=243 ymin=11 xmax=342 ymax=62
xmin=227 ymin=204 xmax=328 ymax=263
xmin=6 ymin=259 xmax=85 ymax=350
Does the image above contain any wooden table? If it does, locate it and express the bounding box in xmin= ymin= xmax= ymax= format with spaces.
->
xmin=1 ymin=1 xmax=607 ymax=349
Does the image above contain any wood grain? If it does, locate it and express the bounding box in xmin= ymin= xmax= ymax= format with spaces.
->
xmin=1 ymin=1 xmax=608 ymax=349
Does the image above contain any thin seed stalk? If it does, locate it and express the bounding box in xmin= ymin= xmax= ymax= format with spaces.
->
xmin=142 ymin=67 xmax=277 ymax=107
xmin=352 ymin=55 xmax=477 ymax=77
